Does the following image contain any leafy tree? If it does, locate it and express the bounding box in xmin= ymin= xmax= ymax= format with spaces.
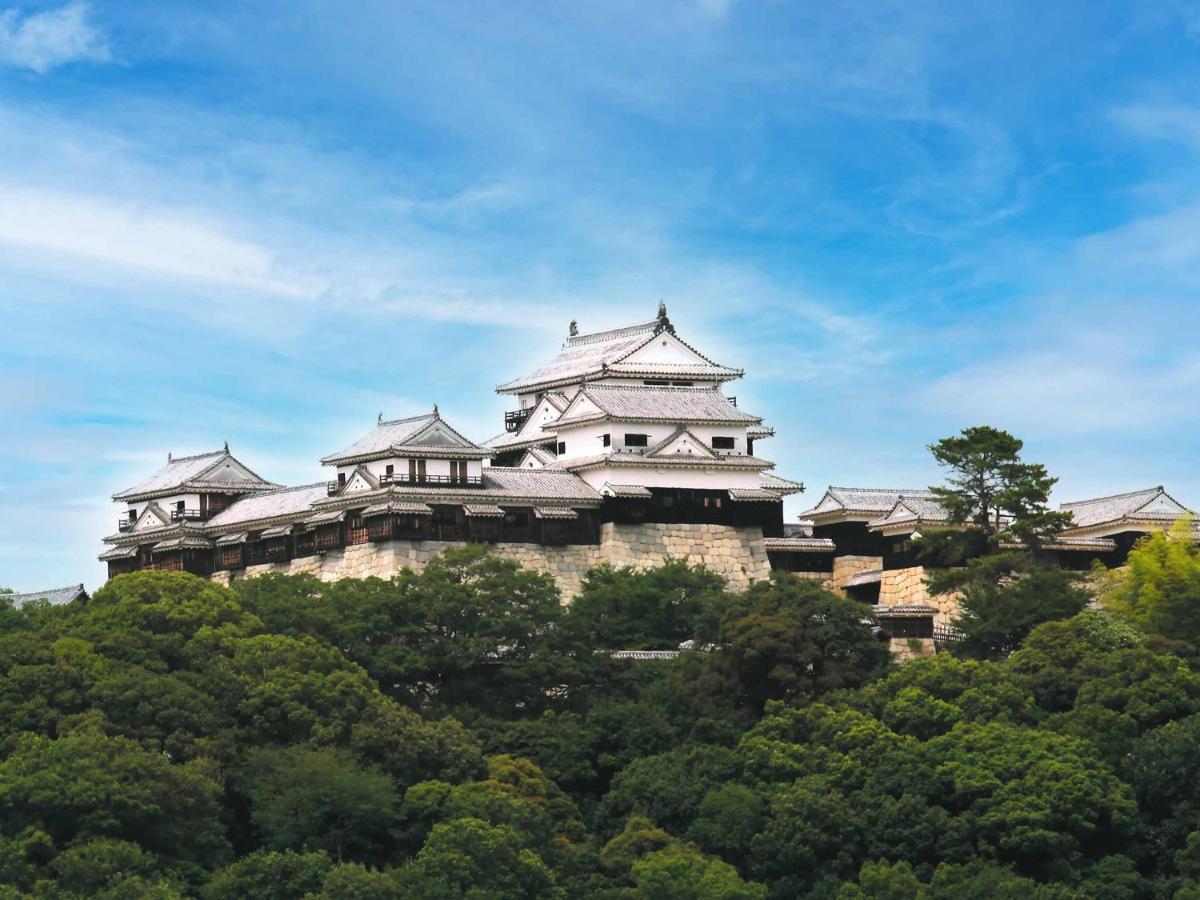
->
xmin=927 ymin=554 xmax=1089 ymax=659
xmin=927 ymin=425 xmax=1071 ymax=544
xmin=312 ymin=862 xmax=403 ymax=899
xmin=598 ymin=745 xmax=741 ymax=837
xmin=698 ymin=574 xmax=889 ymax=715
xmin=395 ymin=817 xmax=560 ymax=899
xmin=241 ymin=745 xmax=400 ymax=864
xmin=630 ymin=843 xmax=767 ymax=899
xmin=1103 ymin=518 xmax=1200 ymax=646
xmin=202 ymin=849 xmax=331 ymax=900
xmin=565 ymin=560 xmax=729 ymax=649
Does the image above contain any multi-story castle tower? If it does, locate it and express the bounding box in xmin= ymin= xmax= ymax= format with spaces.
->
xmin=98 ymin=304 xmax=809 ymax=596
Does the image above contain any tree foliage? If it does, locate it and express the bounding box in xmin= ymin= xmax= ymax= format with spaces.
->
xmin=0 ymin=550 xmax=1198 ymax=896
xmin=928 ymin=425 xmax=1071 ymax=544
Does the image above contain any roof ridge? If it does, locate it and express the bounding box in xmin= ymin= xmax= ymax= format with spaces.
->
xmin=166 ymin=449 xmax=227 ymax=463
xmin=565 ymin=319 xmax=658 ymax=347
xmin=255 ymin=481 xmax=329 ymax=495
xmin=831 ymin=485 xmax=935 ymax=495
xmin=378 ymin=412 xmax=436 ymax=427
xmin=1061 ymin=486 xmax=1163 ymax=507
xmin=8 ymin=583 xmax=84 ymax=597
xmin=586 ymin=383 xmax=722 ymax=392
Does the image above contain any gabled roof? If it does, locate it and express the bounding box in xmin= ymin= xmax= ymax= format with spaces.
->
xmin=556 ymin=384 xmax=759 ymax=426
xmin=496 ymin=304 xmax=741 ymax=394
xmin=802 ymin=486 xmax=935 ymax=523
xmin=1060 ymin=486 xmax=1192 ymax=531
xmin=868 ymin=495 xmax=950 ymax=532
xmin=485 ymin=393 xmax=569 ymax=451
xmin=645 ymin=425 xmax=720 ymax=460
xmin=132 ymin=501 xmax=172 ymax=532
xmin=6 ymin=584 xmax=87 ymax=607
xmin=113 ymin=448 xmax=275 ymax=501
xmin=512 ymin=447 xmax=557 ymax=469
xmin=321 ymin=409 xmax=490 ymax=465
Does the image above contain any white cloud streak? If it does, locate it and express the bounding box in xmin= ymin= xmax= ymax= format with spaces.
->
xmin=0 ymin=183 xmax=320 ymax=298
xmin=0 ymin=2 xmax=110 ymax=73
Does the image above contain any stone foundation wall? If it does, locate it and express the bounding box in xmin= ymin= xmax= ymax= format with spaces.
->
xmin=877 ymin=565 xmax=962 ymax=627
xmin=831 ymin=555 xmax=883 ymax=594
xmin=210 ymin=522 xmax=771 ymax=600
xmin=888 ymin=637 xmax=936 ymax=662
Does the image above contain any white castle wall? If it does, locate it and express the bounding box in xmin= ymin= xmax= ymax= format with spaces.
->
xmin=209 ymin=521 xmax=772 ymax=599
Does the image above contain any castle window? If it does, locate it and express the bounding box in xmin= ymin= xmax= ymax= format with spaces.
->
xmin=601 ymin=434 xmax=611 ymax=447
xmin=643 ymin=379 xmax=669 ymax=386
xmin=671 ymin=380 xmax=693 ymax=387
xmin=624 ymin=433 xmax=648 ymax=447
xmin=385 ymin=464 xmax=394 ymax=476
xmin=557 ymin=442 xmax=566 ymax=455
xmin=712 ymin=436 xmax=735 ymax=450
xmin=338 ymin=472 xmax=346 ymax=485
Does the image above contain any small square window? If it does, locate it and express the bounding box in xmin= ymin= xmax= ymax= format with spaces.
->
xmin=712 ymin=436 xmax=735 ymax=450
xmin=602 ymin=434 xmax=611 ymax=447
xmin=557 ymin=442 xmax=566 ymax=455
xmin=625 ymin=433 xmax=648 ymax=447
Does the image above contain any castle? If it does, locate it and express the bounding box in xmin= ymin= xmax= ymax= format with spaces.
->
xmin=99 ymin=303 xmax=1194 ymax=647
xmin=100 ymin=304 xmax=810 ymax=597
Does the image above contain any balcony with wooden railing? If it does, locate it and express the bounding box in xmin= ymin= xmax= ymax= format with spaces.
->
xmin=379 ymin=473 xmax=484 ymax=488
xmin=505 ymin=408 xmax=534 ymax=432
xmin=170 ymin=508 xmax=207 ymax=522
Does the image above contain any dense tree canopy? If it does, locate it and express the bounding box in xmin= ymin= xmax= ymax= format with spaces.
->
xmin=0 ymin=546 xmax=1196 ymax=896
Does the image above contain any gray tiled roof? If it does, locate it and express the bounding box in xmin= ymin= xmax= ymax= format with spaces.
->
xmin=1061 ymin=486 xmax=1191 ymax=530
xmin=561 ymin=384 xmax=760 ymax=424
xmin=763 ymin=537 xmax=836 ymax=553
xmin=206 ymin=483 xmax=331 ymax=529
xmin=496 ymin=324 xmax=657 ymax=393
xmin=321 ymin=412 xmax=490 ymax=465
xmin=113 ymin=449 xmax=274 ymax=501
xmin=760 ymin=472 xmax=804 ymax=496
xmin=603 ymin=483 xmax=653 ymax=498
xmin=496 ymin=316 xmax=740 ymax=394
xmin=6 ymin=584 xmax=87 ymax=607
xmin=802 ymin=486 xmax=935 ymax=518
xmin=868 ymin=495 xmax=949 ymax=529
xmin=480 ymin=467 xmax=602 ymax=501
xmin=554 ymin=450 xmax=772 ymax=472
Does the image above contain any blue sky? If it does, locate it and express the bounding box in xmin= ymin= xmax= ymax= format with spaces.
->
xmin=2 ymin=0 xmax=1200 ymax=590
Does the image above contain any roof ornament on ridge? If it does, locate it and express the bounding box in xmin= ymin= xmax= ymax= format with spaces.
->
xmin=569 ymin=319 xmax=578 ymax=337
xmin=655 ymin=300 xmax=674 ymax=335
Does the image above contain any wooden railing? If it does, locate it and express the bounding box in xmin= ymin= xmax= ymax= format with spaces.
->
xmin=170 ymin=509 xmax=205 ymax=521
xmin=505 ymin=408 xmax=534 ymax=432
xmin=379 ymin=473 xmax=483 ymax=487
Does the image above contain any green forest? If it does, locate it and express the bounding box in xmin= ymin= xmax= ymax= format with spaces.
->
xmin=0 ymin=528 xmax=1199 ymax=899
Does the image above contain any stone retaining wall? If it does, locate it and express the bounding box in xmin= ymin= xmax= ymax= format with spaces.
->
xmin=831 ymin=555 xmax=883 ymax=594
xmin=209 ymin=522 xmax=772 ymax=600
xmin=877 ymin=565 xmax=962 ymax=627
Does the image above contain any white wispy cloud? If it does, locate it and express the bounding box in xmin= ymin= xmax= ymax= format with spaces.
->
xmin=0 ymin=183 xmax=321 ymax=298
xmin=0 ymin=2 xmax=110 ymax=73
